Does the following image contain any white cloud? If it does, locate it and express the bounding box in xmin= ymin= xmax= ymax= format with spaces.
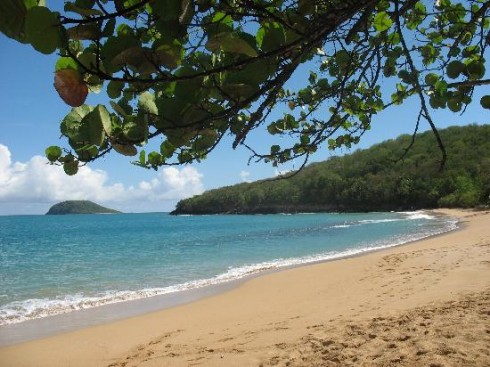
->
xmin=0 ymin=144 xmax=204 ymax=215
xmin=239 ymin=170 xmax=251 ymax=183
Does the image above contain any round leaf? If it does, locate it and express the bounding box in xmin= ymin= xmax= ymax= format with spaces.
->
xmin=25 ymin=6 xmax=61 ymax=54
xmin=45 ymin=145 xmax=62 ymax=162
xmin=55 ymin=57 xmax=78 ymax=72
xmin=54 ymin=69 xmax=89 ymax=107
xmin=112 ymin=143 xmax=137 ymax=156
xmin=63 ymin=160 xmax=79 ymax=175
xmin=374 ymin=12 xmax=393 ymax=32
xmin=446 ymin=60 xmax=464 ymax=79
xmin=466 ymin=61 xmax=485 ymax=80
xmin=107 ymin=80 xmax=125 ymax=99
xmin=480 ymin=95 xmax=490 ymax=109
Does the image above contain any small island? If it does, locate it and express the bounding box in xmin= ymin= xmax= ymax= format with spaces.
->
xmin=46 ymin=200 xmax=121 ymax=215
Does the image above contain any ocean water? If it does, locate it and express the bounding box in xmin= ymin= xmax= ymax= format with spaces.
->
xmin=0 ymin=211 xmax=457 ymax=326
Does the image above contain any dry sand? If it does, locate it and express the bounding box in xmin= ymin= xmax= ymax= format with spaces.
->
xmin=1 ymin=209 xmax=489 ymax=366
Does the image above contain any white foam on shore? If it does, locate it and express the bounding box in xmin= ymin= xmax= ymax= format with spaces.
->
xmin=0 ymin=211 xmax=457 ymax=326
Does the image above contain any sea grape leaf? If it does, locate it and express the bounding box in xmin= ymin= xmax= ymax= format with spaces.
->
xmin=123 ymin=116 xmax=148 ymax=141
xmin=63 ymin=160 xmax=79 ymax=175
xmin=55 ymin=57 xmax=78 ymax=71
xmin=204 ymin=11 xmax=233 ymax=36
xmin=79 ymin=107 xmax=107 ymax=146
xmin=446 ymin=60 xmax=464 ymax=79
xmin=45 ymin=145 xmax=62 ymax=162
xmin=151 ymin=0 xmax=181 ymax=22
xmin=0 ymin=0 xmax=28 ymax=42
xmin=373 ymin=12 xmax=393 ymax=32
xmin=93 ymin=104 xmax=112 ymax=135
xmin=107 ymin=80 xmax=125 ymax=99
xmin=207 ymin=32 xmax=258 ymax=57
xmin=466 ymin=60 xmax=485 ymax=80
xmin=54 ymin=68 xmax=89 ymax=107
xmin=102 ymin=34 xmax=140 ymax=72
xmin=153 ymin=36 xmax=184 ymax=69
xmin=66 ymin=23 xmax=101 ymax=40
xmin=112 ymin=143 xmax=137 ymax=156
xmin=138 ymin=92 xmax=158 ymax=115
xmin=25 ymin=6 xmax=61 ymax=54
xmin=481 ymin=95 xmax=490 ymax=109
xmin=257 ymin=22 xmax=285 ymax=52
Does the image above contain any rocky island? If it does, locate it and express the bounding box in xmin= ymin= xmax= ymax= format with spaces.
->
xmin=46 ymin=200 xmax=121 ymax=215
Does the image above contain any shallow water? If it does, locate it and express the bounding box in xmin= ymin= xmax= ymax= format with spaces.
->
xmin=0 ymin=211 xmax=457 ymax=327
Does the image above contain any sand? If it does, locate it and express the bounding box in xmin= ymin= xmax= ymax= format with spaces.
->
xmin=0 ymin=208 xmax=489 ymax=366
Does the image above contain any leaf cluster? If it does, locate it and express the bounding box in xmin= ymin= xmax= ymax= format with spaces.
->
xmin=0 ymin=0 xmax=489 ymax=174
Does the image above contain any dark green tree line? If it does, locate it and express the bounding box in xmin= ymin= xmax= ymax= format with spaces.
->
xmin=173 ymin=125 xmax=490 ymax=214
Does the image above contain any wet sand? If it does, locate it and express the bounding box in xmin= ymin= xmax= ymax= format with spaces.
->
xmin=1 ymin=208 xmax=489 ymax=366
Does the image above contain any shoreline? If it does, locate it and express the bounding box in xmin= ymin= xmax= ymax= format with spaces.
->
xmin=1 ymin=208 xmax=489 ymax=366
xmin=0 ymin=210 xmax=456 ymax=345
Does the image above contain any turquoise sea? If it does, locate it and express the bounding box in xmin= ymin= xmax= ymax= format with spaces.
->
xmin=0 ymin=211 xmax=457 ymax=326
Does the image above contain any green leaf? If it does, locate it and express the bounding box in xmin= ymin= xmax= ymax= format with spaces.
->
xmin=55 ymin=57 xmax=78 ymax=71
xmin=434 ymin=80 xmax=448 ymax=96
xmin=107 ymin=80 xmax=125 ymax=99
xmin=160 ymin=140 xmax=175 ymax=158
xmin=207 ymin=32 xmax=258 ymax=57
xmin=424 ymin=73 xmax=439 ymax=85
xmin=150 ymin=0 xmax=181 ymax=22
xmin=138 ymin=150 xmax=146 ymax=165
xmin=0 ymin=0 xmax=28 ymax=42
xmin=123 ymin=116 xmax=148 ymax=141
xmin=335 ymin=50 xmax=351 ymax=69
xmin=138 ymin=92 xmax=158 ymax=115
xmin=80 ymin=106 xmax=107 ymax=146
xmin=66 ymin=23 xmax=101 ymax=40
xmin=480 ymin=95 xmax=490 ymax=109
xmin=63 ymin=160 xmax=79 ymax=175
xmin=112 ymin=143 xmax=138 ymax=156
xmin=25 ymin=6 xmax=61 ymax=54
xmin=102 ymin=18 xmax=116 ymax=37
xmin=94 ymin=104 xmax=112 ymax=135
xmin=45 ymin=145 xmax=62 ymax=162
xmin=446 ymin=60 xmax=465 ymax=79
xmin=148 ymin=151 xmax=162 ymax=166
xmin=60 ymin=104 xmax=94 ymax=139
xmin=101 ymin=34 xmax=139 ymax=72
xmin=256 ymin=22 xmax=285 ymax=52
xmin=205 ymin=11 xmax=233 ymax=36
xmin=466 ymin=60 xmax=485 ymax=80
xmin=447 ymin=100 xmax=462 ymax=112
xmin=398 ymin=70 xmax=412 ymax=84
xmin=153 ymin=36 xmax=184 ymax=69
xmin=374 ymin=12 xmax=393 ymax=32
xmin=270 ymin=145 xmax=281 ymax=154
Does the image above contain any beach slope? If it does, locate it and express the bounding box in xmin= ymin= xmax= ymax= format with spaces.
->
xmin=1 ymin=209 xmax=489 ymax=366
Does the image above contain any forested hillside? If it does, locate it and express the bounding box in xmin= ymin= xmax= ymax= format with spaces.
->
xmin=46 ymin=200 xmax=121 ymax=215
xmin=172 ymin=125 xmax=490 ymax=214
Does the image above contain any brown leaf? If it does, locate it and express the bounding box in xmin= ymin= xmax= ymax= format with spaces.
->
xmin=54 ymin=69 xmax=88 ymax=107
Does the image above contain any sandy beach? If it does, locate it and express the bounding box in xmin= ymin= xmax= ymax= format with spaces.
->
xmin=1 ymin=208 xmax=489 ymax=366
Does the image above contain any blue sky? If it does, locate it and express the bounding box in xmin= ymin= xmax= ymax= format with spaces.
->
xmin=0 ymin=30 xmax=486 ymax=215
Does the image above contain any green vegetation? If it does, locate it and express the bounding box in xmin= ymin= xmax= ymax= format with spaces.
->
xmin=1 ymin=1 xmax=489 ymax=174
xmin=46 ymin=200 xmax=121 ymax=215
xmin=172 ymin=125 xmax=490 ymax=214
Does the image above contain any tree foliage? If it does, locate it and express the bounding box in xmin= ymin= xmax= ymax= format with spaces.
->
xmin=172 ymin=124 xmax=490 ymax=214
xmin=45 ymin=200 xmax=121 ymax=215
xmin=1 ymin=0 xmax=489 ymax=174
